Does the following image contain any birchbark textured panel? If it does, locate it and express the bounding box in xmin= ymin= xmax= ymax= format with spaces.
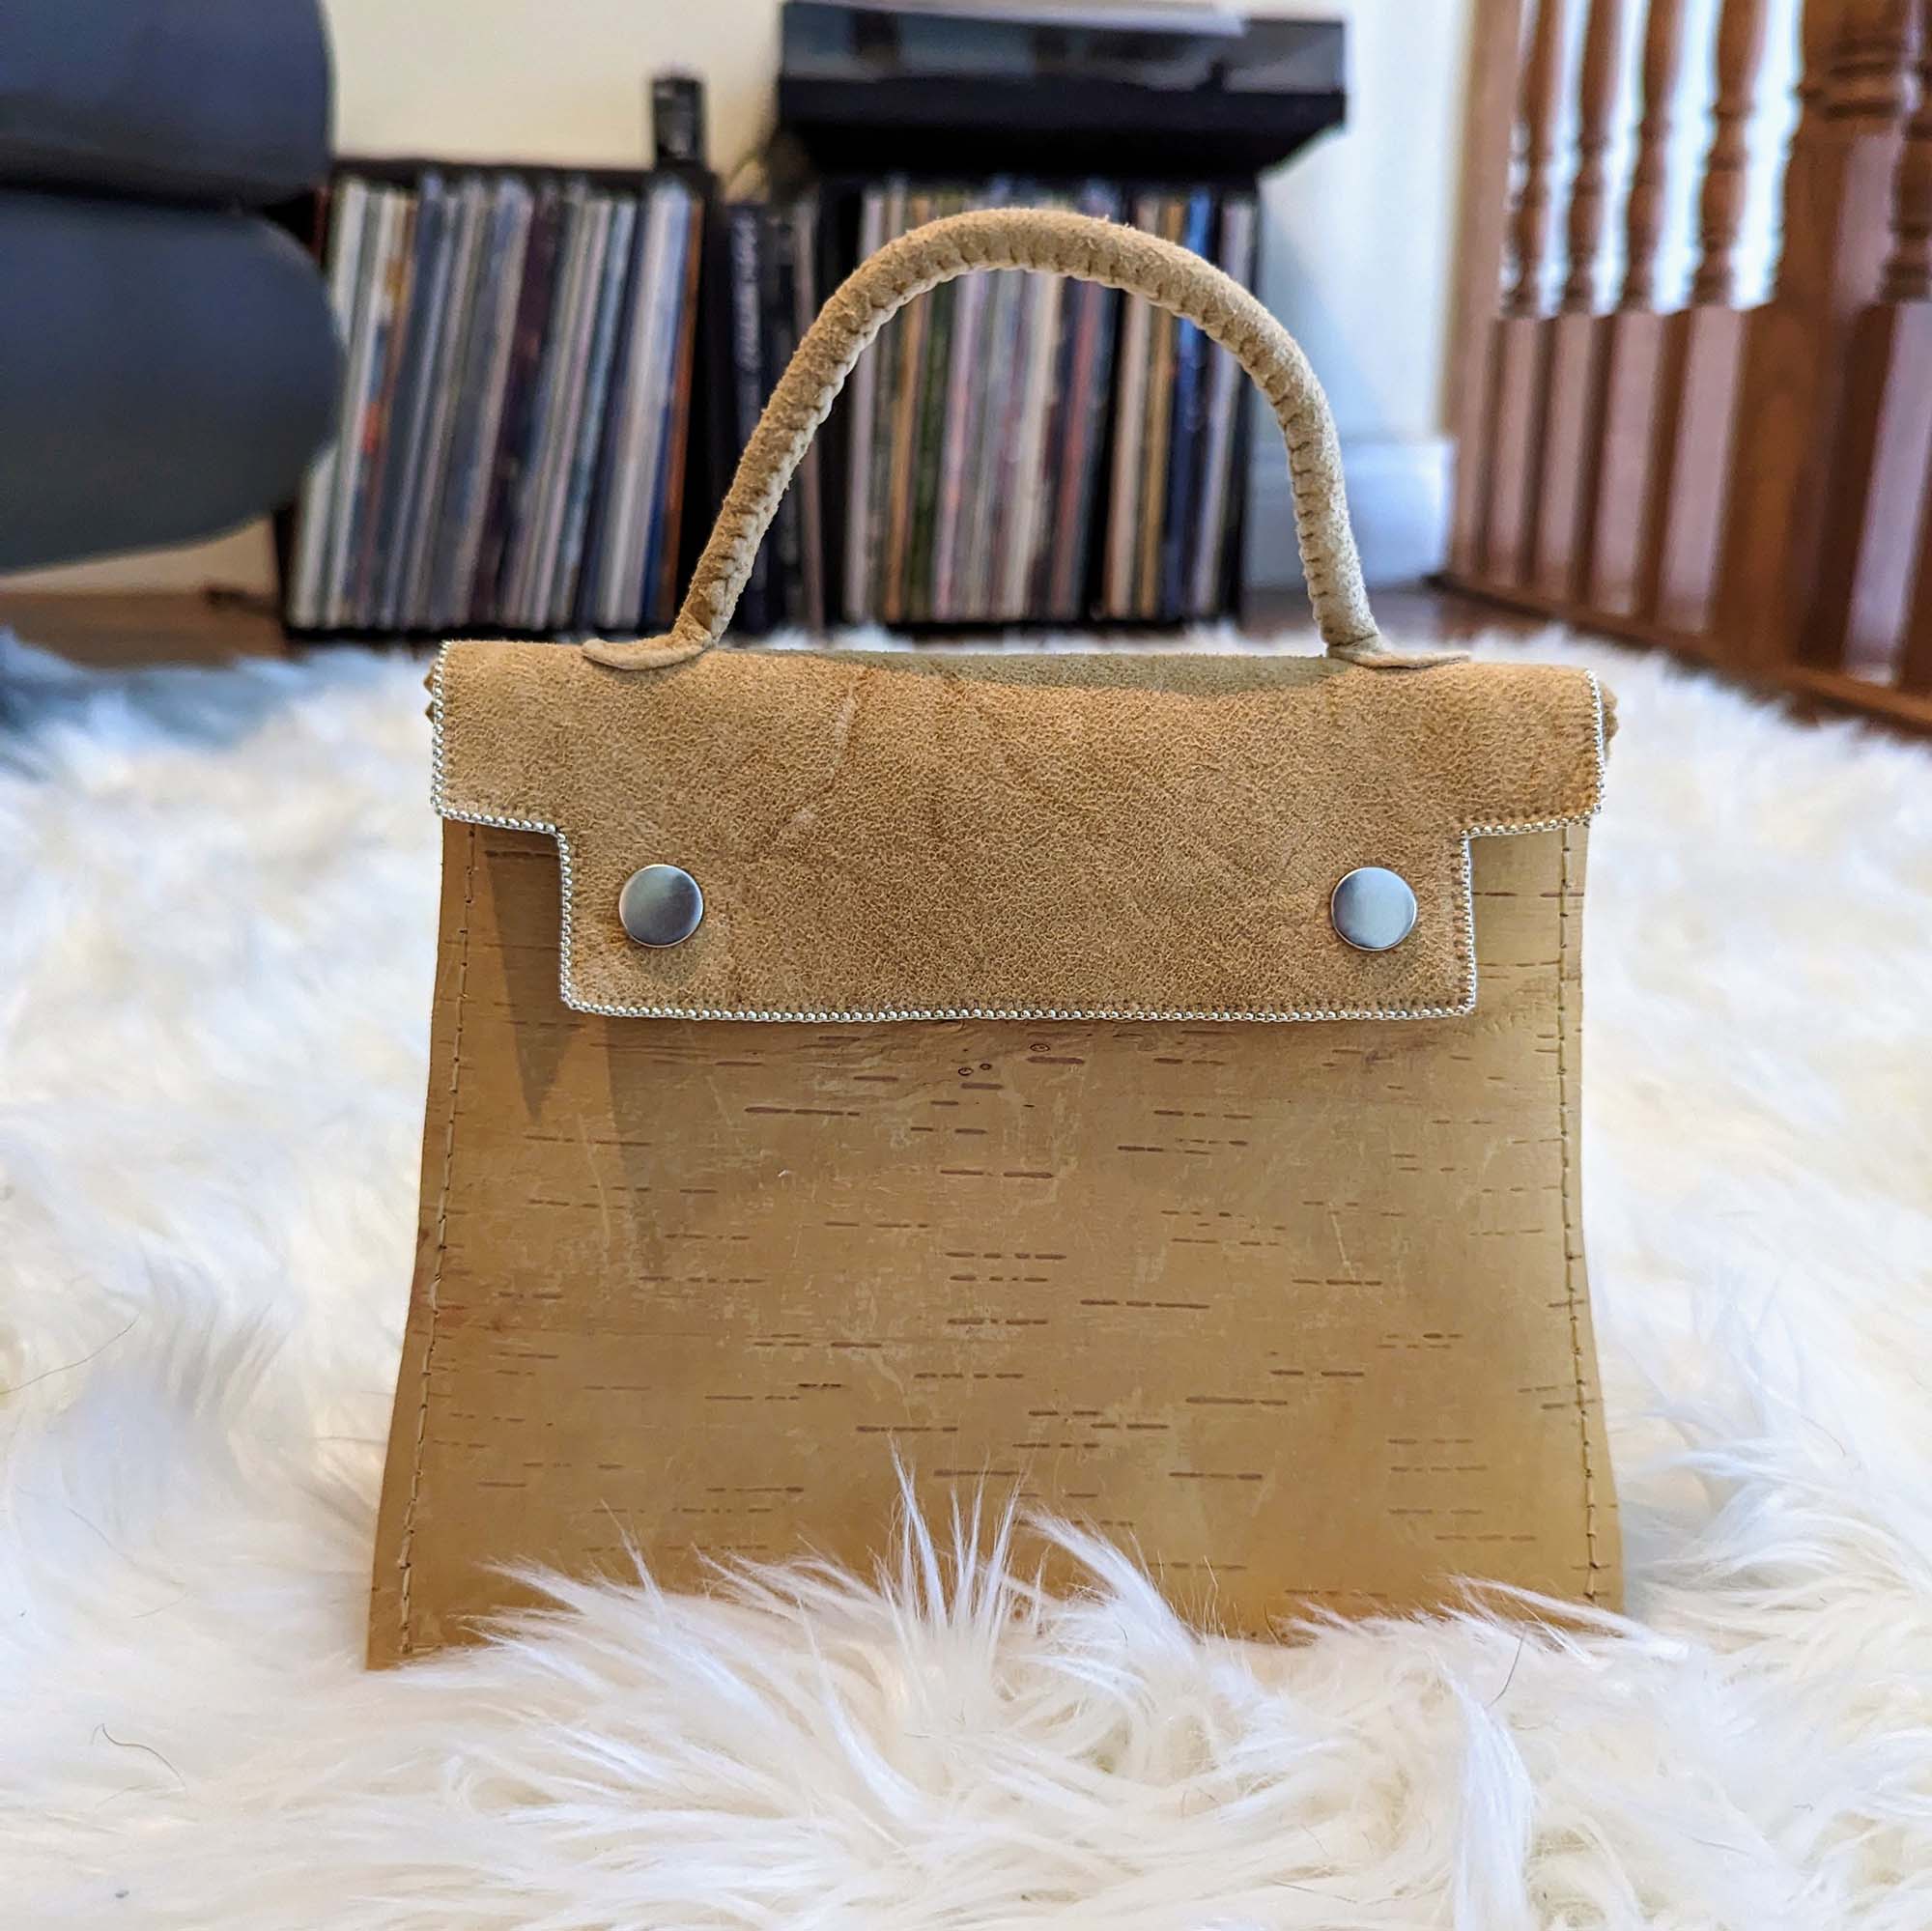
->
xmin=371 ymin=819 xmax=1620 ymax=1664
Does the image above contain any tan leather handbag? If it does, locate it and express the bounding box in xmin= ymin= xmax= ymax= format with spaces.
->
xmin=370 ymin=209 xmax=1619 ymax=1665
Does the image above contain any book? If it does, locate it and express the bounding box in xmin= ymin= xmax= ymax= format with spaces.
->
xmin=1026 ymin=216 xmax=1082 ymax=615
xmin=726 ymin=203 xmax=774 ymax=633
xmin=930 ymin=182 xmax=1010 ymax=620
xmin=1159 ymin=187 xmax=1215 ymax=621
xmin=644 ymin=198 xmax=705 ymax=628
xmin=1002 ymin=216 xmax=1067 ymax=617
xmin=751 ymin=172 xmax=1258 ymax=633
xmin=1063 ymin=258 xmax=1122 ymax=620
xmin=320 ymin=182 xmax=393 ymax=628
xmin=286 ymin=150 xmax=1254 ymax=640
xmin=518 ymin=185 xmax=605 ymax=628
xmin=839 ymin=188 xmax=888 ymax=626
xmin=288 ymin=175 xmax=371 ymax=629
xmin=639 ymin=180 xmax=700 ymax=627
xmin=1045 ymin=181 xmax=1122 ymax=618
xmin=788 ymin=195 xmax=827 ymax=634
xmin=1189 ymin=193 xmax=1258 ymax=618
xmin=471 ymin=181 xmax=565 ymax=623
xmin=504 ymin=179 xmax=592 ymax=627
xmin=902 ymin=187 xmax=966 ymax=622
xmin=402 ymin=173 xmax=491 ymax=628
xmin=373 ymin=172 xmax=458 ymax=630
xmin=761 ymin=204 xmax=805 ymax=628
xmin=861 ymin=179 xmax=910 ymax=623
xmin=357 ymin=175 xmax=440 ymax=626
xmin=879 ymin=186 xmax=935 ymax=625
xmin=981 ymin=224 xmax=1045 ymax=620
xmin=339 ymin=186 xmax=417 ymax=627
xmin=1133 ymin=195 xmax=1185 ymax=617
xmin=960 ymin=204 xmax=1030 ymax=619
xmin=596 ymin=179 xmax=690 ymax=630
xmin=550 ymin=195 xmax=617 ymax=621
xmin=1101 ymin=190 xmax=1158 ymax=619
xmin=431 ymin=176 xmax=533 ymax=629
xmin=580 ymin=188 xmax=654 ymax=630
xmin=552 ymin=194 xmax=638 ymax=630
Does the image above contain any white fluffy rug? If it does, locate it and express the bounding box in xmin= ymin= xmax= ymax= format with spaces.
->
xmin=3 ymin=625 xmax=1930 ymax=1929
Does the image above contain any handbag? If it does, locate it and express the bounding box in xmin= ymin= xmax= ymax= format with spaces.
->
xmin=370 ymin=208 xmax=1620 ymax=1664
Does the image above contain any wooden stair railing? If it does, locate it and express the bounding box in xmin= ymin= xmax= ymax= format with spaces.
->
xmin=1444 ymin=0 xmax=1932 ymax=733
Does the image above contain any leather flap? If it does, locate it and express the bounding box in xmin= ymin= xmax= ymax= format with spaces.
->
xmin=431 ymin=643 xmax=1607 ymax=1022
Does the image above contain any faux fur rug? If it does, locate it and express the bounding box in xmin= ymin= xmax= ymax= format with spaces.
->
xmin=3 ymin=626 xmax=1929 ymax=1929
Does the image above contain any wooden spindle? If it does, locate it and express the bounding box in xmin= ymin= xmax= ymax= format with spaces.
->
xmin=1562 ymin=0 xmax=1629 ymax=309
xmin=1690 ymin=0 xmax=1776 ymax=304
xmin=1481 ymin=0 xmax=1569 ymax=586
xmin=1590 ymin=0 xmax=1692 ymax=613
xmin=1621 ymin=0 xmax=1690 ymax=308
xmin=1507 ymin=0 xmax=1570 ymax=315
xmin=1802 ymin=0 xmax=1848 ymax=91
xmin=1652 ymin=0 xmax=1777 ymax=638
xmin=1531 ymin=0 xmax=1629 ymax=600
xmin=1447 ymin=0 xmax=1536 ymax=582
xmin=1649 ymin=0 xmax=1776 ymax=635
xmin=1828 ymin=0 xmax=1917 ymax=120
xmin=1802 ymin=0 xmax=1932 ymax=686
xmin=1879 ymin=0 xmax=1932 ymax=299
xmin=1722 ymin=0 xmax=1919 ymax=670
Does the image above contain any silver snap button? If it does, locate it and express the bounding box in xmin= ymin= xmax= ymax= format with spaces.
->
xmin=618 ymin=865 xmax=704 ymax=948
xmin=1331 ymin=866 xmax=1417 ymax=952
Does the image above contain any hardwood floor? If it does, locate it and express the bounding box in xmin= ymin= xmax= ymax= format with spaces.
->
xmin=1240 ymin=580 xmax=1556 ymax=646
xmin=16 ymin=578 xmax=1918 ymax=738
xmin=0 ymin=588 xmax=289 ymax=668
xmin=3 ymin=582 xmax=1553 ymax=670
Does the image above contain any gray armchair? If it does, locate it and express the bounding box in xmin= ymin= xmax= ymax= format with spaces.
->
xmin=0 ymin=0 xmax=339 ymax=569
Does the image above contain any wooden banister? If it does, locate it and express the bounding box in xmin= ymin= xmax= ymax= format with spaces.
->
xmin=1691 ymin=0 xmax=1776 ymax=305
xmin=1533 ymin=0 xmax=1629 ymax=601
xmin=1444 ymin=0 xmax=1932 ymax=732
xmin=1507 ymin=0 xmax=1570 ymax=316
xmin=1562 ymin=0 xmax=1629 ymax=310
xmin=1446 ymin=0 xmax=1531 ymax=581
xmin=1621 ymin=0 xmax=1690 ymax=309
xmin=1879 ymin=0 xmax=1932 ymax=299
xmin=1647 ymin=0 xmax=1776 ymax=636
xmin=1719 ymin=0 xmax=1917 ymax=668
xmin=1828 ymin=0 xmax=1918 ymax=118
xmin=1810 ymin=0 xmax=1932 ymax=688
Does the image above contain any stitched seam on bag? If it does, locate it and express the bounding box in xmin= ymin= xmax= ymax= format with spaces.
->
xmin=430 ymin=649 xmax=1607 ymax=1024
xmin=1556 ymin=822 xmax=1603 ymax=1603
xmin=395 ymin=823 xmax=478 ymax=1657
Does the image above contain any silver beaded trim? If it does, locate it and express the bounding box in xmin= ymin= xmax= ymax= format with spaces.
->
xmin=428 ymin=644 xmax=1606 ymax=1025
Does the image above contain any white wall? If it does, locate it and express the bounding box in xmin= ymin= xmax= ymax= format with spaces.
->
xmin=1257 ymin=1 xmax=1470 ymax=444
xmin=7 ymin=0 xmax=1472 ymax=596
xmin=336 ymin=0 xmax=1474 ymax=450
xmin=1248 ymin=0 xmax=1472 ymax=586
xmin=324 ymin=0 xmax=784 ymax=181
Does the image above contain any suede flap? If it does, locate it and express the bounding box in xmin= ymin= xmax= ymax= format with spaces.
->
xmin=431 ymin=643 xmax=1608 ymax=1022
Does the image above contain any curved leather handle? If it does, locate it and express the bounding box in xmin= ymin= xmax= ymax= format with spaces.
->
xmin=585 ymin=206 xmax=1393 ymax=671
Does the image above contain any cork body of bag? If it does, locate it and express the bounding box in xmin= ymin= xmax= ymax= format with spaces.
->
xmin=369 ymin=210 xmax=1621 ymax=1664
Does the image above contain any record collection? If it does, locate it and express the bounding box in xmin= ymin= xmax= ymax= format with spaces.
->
xmin=284 ymin=163 xmax=1259 ymax=638
xmin=286 ymin=169 xmax=702 ymax=636
xmin=724 ymin=177 xmax=1259 ymax=632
